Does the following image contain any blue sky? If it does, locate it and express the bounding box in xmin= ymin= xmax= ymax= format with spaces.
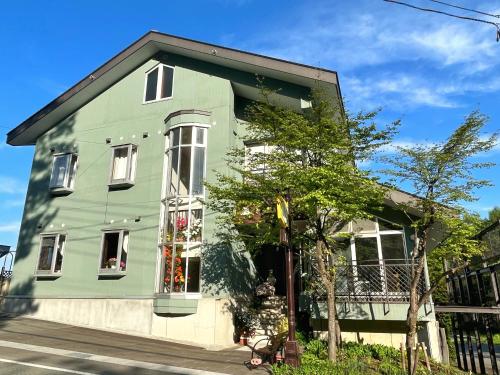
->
xmin=0 ymin=0 xmax=499 ymax=251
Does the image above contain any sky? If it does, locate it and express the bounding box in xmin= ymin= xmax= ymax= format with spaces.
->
xmin=0 ymin=0 xmax=499 ymax=253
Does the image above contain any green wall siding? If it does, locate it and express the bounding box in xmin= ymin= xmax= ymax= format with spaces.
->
xmin=10 ymin=55 xmax=307 ymax=300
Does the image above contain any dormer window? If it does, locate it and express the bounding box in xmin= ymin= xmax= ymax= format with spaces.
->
xmin=49 ymin=153 xmax=78 ymax=195
xmin=144 ymin=64 xmax=174 ymax=103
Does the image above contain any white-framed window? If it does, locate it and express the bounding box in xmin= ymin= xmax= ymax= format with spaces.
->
xmin=337 ymin=218 xmax=407 ymax=265
xmin=160 ymin=125 xmax=207 ymax=295
xmin=99 ymin=230 xmax=129 ymax=274
xmin=49 ymin=153 xmax=78 ymax=194
xmin=36 ymin=233 xmax=66 ymax=276
xmin=109 ymin=144 xmax=137 ymax=188
xmin=144 ymin=64 xmax=174 ymax=103
xmin=244 ymin=143 xmax=276 ymax=174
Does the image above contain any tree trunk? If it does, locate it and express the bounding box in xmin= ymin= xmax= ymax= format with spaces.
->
xmin=314 ymin=238 xmax=338 ymax=362
xmin=405 ymin=295 xmax=418 ymax=375
xmin=326 ymin=285 xmax=337 ymax=362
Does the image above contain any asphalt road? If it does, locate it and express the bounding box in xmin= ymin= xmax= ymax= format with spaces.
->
xmin=0 ymin=314 xmax=268 ymax=375
xmin=0 ymin=346 xmax=186 ymax=375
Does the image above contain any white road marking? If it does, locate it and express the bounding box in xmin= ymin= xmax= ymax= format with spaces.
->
xmin=0 ymin=340 xmax=232 ymax=375
xmin=0 ymin=358 xmax=96 ymax=374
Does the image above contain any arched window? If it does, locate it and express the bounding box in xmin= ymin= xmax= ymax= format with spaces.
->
xmin=160 ymin=125 xmax=207 ymax=294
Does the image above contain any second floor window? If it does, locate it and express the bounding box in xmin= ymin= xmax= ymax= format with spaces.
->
xmin=49 ymin=153 xmax=78 ymax=194
xmin=144 ymin=64 xmax=174 ymax=103
xmin=109 ymin=144 xmax=137 ymax=188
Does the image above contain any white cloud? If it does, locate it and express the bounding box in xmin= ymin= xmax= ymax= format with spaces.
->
xmin=343 ymin=74 xmax=458 ymax=110
xmin=0 ymin=176 xmax=26 ymax=195
xmin=239 ymin=1 xmax=500 ymax=111
xmin=3 ymin=199 xmax=25 ymax=208
xmin=0 ymin=221 xmax=20 ymax=233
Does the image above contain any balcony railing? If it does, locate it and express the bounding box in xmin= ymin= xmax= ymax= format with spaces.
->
xmin=310 ymin=260 xmax=427 ymax=304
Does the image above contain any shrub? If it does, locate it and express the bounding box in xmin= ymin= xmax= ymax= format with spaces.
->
xmin=368 ymin=343 xmax=400 ymax=362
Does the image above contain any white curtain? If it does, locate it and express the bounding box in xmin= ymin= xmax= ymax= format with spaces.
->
xmin=113 ymin=149 xmax=128 ymax=180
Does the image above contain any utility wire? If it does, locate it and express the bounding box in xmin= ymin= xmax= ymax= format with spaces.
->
xmin=427 ymin=0 xmax=500 ymax=19
xmin=384 ymin=0 xmax=500 ymax=41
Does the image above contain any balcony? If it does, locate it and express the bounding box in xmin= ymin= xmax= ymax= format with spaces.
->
xmin=309 ymin=260 xmax=427 ymax=304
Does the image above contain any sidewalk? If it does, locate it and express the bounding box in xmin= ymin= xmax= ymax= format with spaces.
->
xmin=0 ymin=314 xmax=269 ymax=375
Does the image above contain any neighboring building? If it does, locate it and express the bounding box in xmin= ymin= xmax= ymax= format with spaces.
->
xmin=4 ymin=32 xmax=441 ymax=357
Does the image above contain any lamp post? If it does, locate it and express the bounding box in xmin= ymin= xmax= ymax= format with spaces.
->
xmin=276 ymin=193 xmax=299 ymax=367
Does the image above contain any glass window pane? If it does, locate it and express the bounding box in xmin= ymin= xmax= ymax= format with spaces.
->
xmin=101 ymin=232 xmax=119 ymax=269
xmin=169 ymin=149 xmax=179 ymax=196
xmin=179 ymin=147 xmax=191 ymax=195
xmin=354 ymin=237 xmax=378 ymax=264
xmin=181 ymin=127 xmax=192 ymax=145
xmin=129 ymin=147 xmax=137 ymax=181
xmin=186 ymin=257 xmax=200 ymax=292
xmin=190 ymin=209 xmax=203 ymax=242
xmin=334 ymin=237 xmax=351 ymax=262
xmin=378 ymin=219 xmax=403 ymax=231
xmin=195 ymin=128 xmax=205 ymax=145
xmin=112 ymin=148 xmax=129 ymax=180
xmin=164 ymin=244 xmax=185 ymax=293
xmin=120 ymin=232 xmax=128 ymax=271
xmin=192 ymin=147 xmax=205 ymax=195
xmin=172 ymin=128 xmax=180 ymax=147
xmin=352 ymin=219 xmax=376 ymax=233
xmin=380 ymin=234 xmax=406 ymax=263
xmin=66 ymin=155 xmax=77 ymax=189
xmin=50 ymin=155 xmax=70 ymax=188
xmin=38 ymin=236 xmax=56 ymax=271
xmin=54 ymin=235 xmax=65 ymax=272
xmin=145 ymin=67 xmax=158 ymax=101
xmin=160 ymin=66 xmax=174 ymax=99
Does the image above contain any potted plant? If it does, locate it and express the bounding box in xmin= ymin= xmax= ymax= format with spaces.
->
xmin=107 ymin=257 xmax=117 ymax=269
xmin=233 ymin=304 xmax=258 ymax=345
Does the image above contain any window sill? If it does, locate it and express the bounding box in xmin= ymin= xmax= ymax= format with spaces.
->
xmin=142 ymin=96 xmax=172 ymax=105
xmin=49 ymin=187 xmax=74 ymax=196
xmin=35 ymin=272 xmax=62 ymax=279
xmin=108 ymin=180 xmax=134 ymax=189
xmin=154 ymin=293 xmax=202 ymax=300
xmin=98 ymin=270 xmax=127 ymax=279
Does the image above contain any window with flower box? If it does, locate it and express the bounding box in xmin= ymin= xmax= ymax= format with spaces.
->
xmin=99 ymin=230 xmax=129 ymax=275
xmin=160 ymin=125 xmax=206 ymax=295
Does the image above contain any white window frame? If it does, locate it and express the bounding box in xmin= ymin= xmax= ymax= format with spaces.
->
xmin=98 ymin=229 xmax=129 ymax=276
xmin=143 ymin=64 xmax=175 ymax=104
xmin=35 ymin=233 xmax=66 ymax=277
xmin=108 ymin=144 xmax=137 ymax=188
xmin=49 ymin=153 xmax=78 ymax=195
xmin=158 ymin=124 xmax=208 ymax=297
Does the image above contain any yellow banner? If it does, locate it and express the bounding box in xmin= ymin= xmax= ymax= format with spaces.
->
xmin=276 ymin=196 xmax=289 ymax=228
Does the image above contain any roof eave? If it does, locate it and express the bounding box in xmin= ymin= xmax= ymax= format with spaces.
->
xmin=7 ymin=31 xmax=340 ymax=146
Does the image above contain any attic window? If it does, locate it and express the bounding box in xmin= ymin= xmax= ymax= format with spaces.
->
xmin=144 ymin=64 xmax=174 ymax=103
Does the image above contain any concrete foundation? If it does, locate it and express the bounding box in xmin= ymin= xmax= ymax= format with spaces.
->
xmin=1 ymin=297 xmax=235 ymax=349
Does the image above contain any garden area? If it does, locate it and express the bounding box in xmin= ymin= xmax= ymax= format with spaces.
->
xmin=272 ymin=337 xmax=466 ymax=375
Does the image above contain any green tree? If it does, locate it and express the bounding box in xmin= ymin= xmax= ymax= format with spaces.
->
xmin=207 ymin=87 xmax=397 ymax=362
xmin=383 ymin=111 xmax=496 ymax=375
xmin=488 ymin=206 xmax=500 ymax=224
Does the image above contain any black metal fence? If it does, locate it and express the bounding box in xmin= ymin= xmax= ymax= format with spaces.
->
xmin=444 ymin=263 xmax=500 ymax=375
xmin=0 ymin=251 xmax=15 ymax=296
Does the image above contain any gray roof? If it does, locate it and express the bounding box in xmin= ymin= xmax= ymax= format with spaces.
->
xmin=7 ymin=31 xmax=341 ymax=146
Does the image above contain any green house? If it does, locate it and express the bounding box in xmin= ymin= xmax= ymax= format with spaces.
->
xmin=4 ymin=31 xmax=442 ymax=358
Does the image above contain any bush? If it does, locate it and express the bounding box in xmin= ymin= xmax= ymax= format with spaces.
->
xmin=368 ymin=343 xmax=400 ymax=362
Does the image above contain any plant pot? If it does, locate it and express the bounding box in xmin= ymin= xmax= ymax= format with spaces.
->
xmin=239 ymin=336 xmax=248 ymax=346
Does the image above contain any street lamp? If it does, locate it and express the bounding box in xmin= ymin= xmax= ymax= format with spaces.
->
xmin=276 ymin=193 xmax=299 ymax=367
